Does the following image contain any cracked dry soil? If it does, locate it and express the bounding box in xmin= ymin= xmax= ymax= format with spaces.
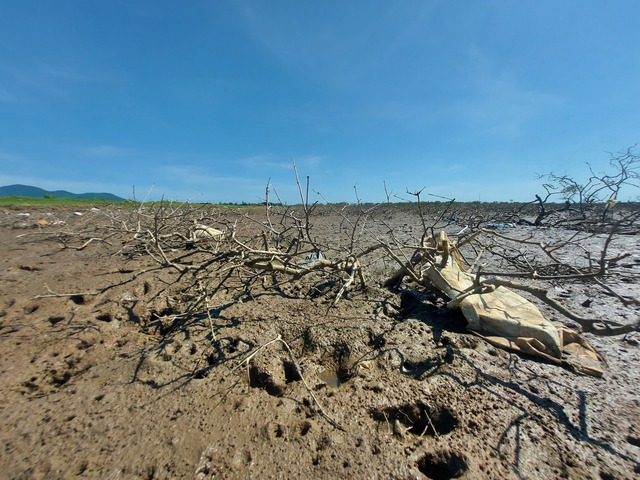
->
xmin=0 ymin=205 xmax=639 ymax=479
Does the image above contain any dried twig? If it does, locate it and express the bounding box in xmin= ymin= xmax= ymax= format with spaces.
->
xmin=234 ymin=334 xmax=344 ymax=431
xmin=34 ymin=284 xmax=102 ymax=299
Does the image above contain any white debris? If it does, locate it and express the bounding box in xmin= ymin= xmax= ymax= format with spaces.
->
xmin=192 ymin=224 xmax=224 ymax=241
xmin=297 ymin=250 xmax=326 ymax=266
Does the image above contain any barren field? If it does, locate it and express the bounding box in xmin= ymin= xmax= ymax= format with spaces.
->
xmin=1 ymin=203 xmax=639 ymax=479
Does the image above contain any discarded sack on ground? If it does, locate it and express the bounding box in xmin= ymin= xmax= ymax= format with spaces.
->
xmin=424 ymin=232 xmax=606 ymax=377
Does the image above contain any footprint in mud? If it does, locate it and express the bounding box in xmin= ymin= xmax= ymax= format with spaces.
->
xmin=95 ymin=313 xmax=113 ymax=322
xmin=317 ymin=368 xmax=348 ymax=388
xmin=48 ymin=369 xmax=72 ymax=387
xmin=249 ymin=365 xmax=283 ymax=396
xmin=372 ymin=402 xmax=459 ymax=437
xmin=627 ymin=435 xmax=640 ymax=447
xmin=21 ymin=352 xmax=89 ymax=396
xmin=48 ymin=316 xmax=65 ymax=325
xmin=299 ymin=419 xmax=314 ymax=436
xmin=23 ymin=304 xmax=39 ymax=314
xmin=416 ymin=450 xmax=468 ymax=480
xmin=317 ymin=341 xmax=354 ymax=388
xmin=249 ymin=358 xmax=301 ymax=397
xmin=20 ymin=377 xmax=42 ymax=396
xmin=69 ymin=295 xmax=86 ymax=305
xmin=0 ymin=299 xmax=15 ymax=319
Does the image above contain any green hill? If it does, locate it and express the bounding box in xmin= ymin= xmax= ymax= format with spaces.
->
xmin=0 ymin=184 xmax=125 ymax=202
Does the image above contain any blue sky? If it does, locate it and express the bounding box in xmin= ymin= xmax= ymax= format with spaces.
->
xmin=1 ymin=1 xmax=639 ymax=203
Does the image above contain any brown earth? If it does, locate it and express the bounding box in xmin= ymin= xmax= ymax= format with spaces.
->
xmin=0 ymin=205 xmax=639 ymax=479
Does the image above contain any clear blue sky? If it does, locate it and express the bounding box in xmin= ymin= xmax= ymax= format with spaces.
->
xmin=1 ymin=1 xmax=639 ymax=203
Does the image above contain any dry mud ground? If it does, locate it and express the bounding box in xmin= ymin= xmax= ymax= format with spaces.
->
xmin=0 ymin=205 xmax=639 ymax=479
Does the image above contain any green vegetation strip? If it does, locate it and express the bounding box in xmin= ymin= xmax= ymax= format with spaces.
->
xmin=0 ymin=196 xmax=121 ymax=207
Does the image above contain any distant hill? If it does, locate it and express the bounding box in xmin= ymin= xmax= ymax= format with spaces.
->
xmin=0 ymin=184 xmax=125 ymax=202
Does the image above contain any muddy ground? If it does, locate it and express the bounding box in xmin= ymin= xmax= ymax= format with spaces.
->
xmin=0 ymin=204 xmax=639 ymax=479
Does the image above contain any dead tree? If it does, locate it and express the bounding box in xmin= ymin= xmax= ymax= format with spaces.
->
xmin=50 ymin=167 xmax=633 ymax=349
xmin=524 ymin=146 xmax=640 ymax=227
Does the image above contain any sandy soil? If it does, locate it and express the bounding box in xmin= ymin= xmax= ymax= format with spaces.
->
xmin=0 ymin=205 xmax=639 ymax=479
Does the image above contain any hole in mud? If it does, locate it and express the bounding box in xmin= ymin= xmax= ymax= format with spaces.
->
xmin=324 ymin=342 xmax=352 ymax=387
xmin=283 ymin=360 xmax=301 ymax=383
xmin=626 ymin=435 xmax=640 ymax=447
xmin=96 ymin=313 xmax=112 ymax=322
xmin=205 ymin=353 xmax=216 ymax=366
xmin=599 ymin=470 xmax=616 ymax=480
xmin=22 ymin=380 xmax=39 ymax=392
xmin=309 ymin=280 xmax=338 ymax=298
xmin=48 ymin=316 xmax=65 ymax=325
xmin=416 ymin=451 xmax=467 ymax=479
xmin=18 ymin=264 xmax=40 ymax=271
xmin=318 ymin=369 xmax=348 ymax=388
xmin=50 ymin=371 xmax=72 ymax=387
xmin=302 ymin=327 xmax=319 ymax=353
xmin=300 ymin=421 xmax=312 ymax=436
xmin=400 ymin=290 xmax=424 ymax=314
xmin=70 ymin=295 xmax=85 ymax=305
xmin=368 ymin=331 xmax=386 ymax=349
xmin=192 ymin=368 xmax=209 ymax=379
xmin=191 ymin=354 xmax=217 ymax=379
xmin=249 ymin=366 xmax=284 ymax=397
xmin=148 ymin=307 xmax=181 ymax=335
xmin=372 ymin=402 xmax=458 ymax=437
xmin=401 ymin=359 xmax=437 ymax=376
xmin=23 ymin=304 xmax=39 ymax=314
